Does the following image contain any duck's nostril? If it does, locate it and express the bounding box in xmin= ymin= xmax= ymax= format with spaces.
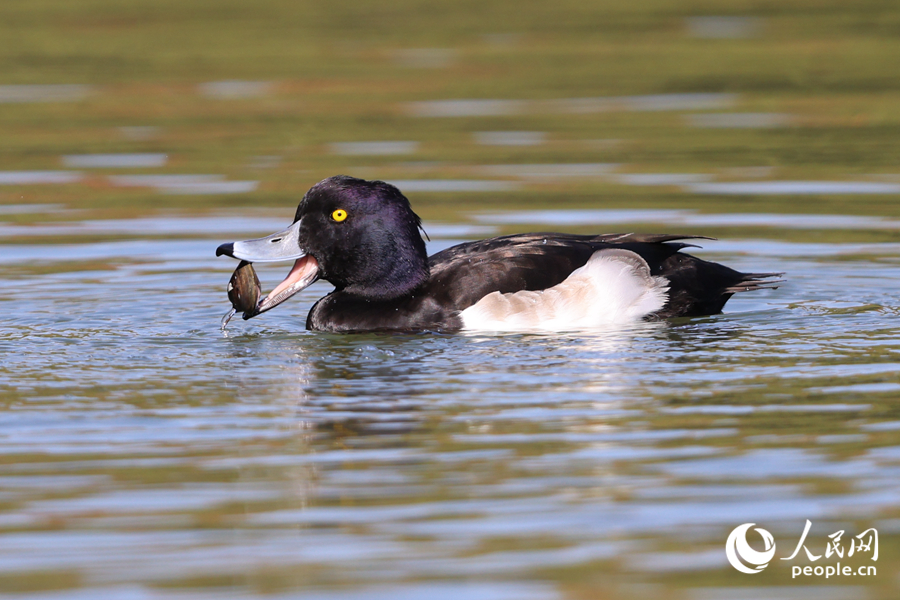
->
xmin=270 ymin=238 xmax=282 ymax=243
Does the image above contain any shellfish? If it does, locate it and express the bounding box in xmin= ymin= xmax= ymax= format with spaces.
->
xmin=221 ymin=260 xmax=261 ymax=329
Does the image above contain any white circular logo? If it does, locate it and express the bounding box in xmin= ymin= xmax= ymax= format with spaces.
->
xmin=725 ymin=523 xmax=776 ymax=574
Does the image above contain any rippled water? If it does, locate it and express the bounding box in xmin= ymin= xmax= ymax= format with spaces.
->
xmin=1 ymin=215 xmax=899 ymax=599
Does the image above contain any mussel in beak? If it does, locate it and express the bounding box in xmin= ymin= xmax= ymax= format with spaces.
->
xmin=222 ymin=260 xmax=261 ymax=329
xmin=216 ymin=219 xmax=321 ymax=324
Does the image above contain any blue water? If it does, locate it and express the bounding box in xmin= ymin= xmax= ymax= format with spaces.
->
xmin=1 ymin=215 xmax=898 ymax=599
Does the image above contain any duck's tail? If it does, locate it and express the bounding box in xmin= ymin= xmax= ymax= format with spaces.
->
xmin=655 ymin=253 xmax=784 ymax=318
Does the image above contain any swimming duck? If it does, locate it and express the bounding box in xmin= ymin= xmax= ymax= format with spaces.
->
xmin=216 ymin=175 xmax=780 ymax=332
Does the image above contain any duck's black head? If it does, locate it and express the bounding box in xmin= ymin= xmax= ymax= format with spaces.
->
xmin=216 ymin=175 xmax=429 ymax=317
xmin=295 ymin=176 xmax=429 ymax=298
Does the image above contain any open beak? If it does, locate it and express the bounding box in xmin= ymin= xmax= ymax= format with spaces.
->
xmin=216 ymin=220 xmax=320 ymax=318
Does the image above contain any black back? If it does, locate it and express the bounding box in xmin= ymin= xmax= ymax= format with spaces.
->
xmin=305 ymin=230 xmax=778 ymax=332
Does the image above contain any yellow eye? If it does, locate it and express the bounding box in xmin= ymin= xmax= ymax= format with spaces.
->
xmin=332 ymin=209 xmax=348 ymax=222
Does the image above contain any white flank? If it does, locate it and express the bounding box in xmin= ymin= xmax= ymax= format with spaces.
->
xmin=460 ymin=249 xmax=669 ymax=332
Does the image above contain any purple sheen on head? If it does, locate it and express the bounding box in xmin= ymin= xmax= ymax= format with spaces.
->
xmin=298 ymin=175 xmax=423 ymax=231
xmin=291 ymin=175 xmax=430 ymax=301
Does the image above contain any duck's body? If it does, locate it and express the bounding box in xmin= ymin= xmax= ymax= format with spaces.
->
xmin=306 ymin=232 xmax=771 ymax=332
xmin=217 ymin=176 xmax=780 ymax=333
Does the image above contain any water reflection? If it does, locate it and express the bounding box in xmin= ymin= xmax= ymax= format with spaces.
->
xmin=686 ymin=113 xmax=791 ymax=128
xmin=475 ymin=208 xmax=900 ymax=232
xmin=473 ymin=131 xmax=547 ymax=146
xmin=62 ymin=154 xmax=168 ymax=168
xmin=478 ymin=163 xmax=617 ymax=179
xmin=197 ymin=80 xmax=272 ymax=99
xmin=385 ymin=179 xmax=518 ymax=192
xmin=685 ymin=16 xmax=764 ymax=39
xmin=0 ymin=84 xmax=92 ymax=103
xmin=406 ymin=93 xmax=737 ymax=116
xmin=329 ymin=142 xmax=420 ymax=156
xmin=1 ymin=224 xmax=898 ymax=598
xmin=0 ymin=171 xmax=83 ymax=185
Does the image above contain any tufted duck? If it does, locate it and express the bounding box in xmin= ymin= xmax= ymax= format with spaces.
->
xmin=216 ymin=175 xmax=780 ymax=332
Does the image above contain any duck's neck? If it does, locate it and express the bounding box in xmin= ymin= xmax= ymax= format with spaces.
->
xmin=339 ymin=237 xmax=429 ymax=301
